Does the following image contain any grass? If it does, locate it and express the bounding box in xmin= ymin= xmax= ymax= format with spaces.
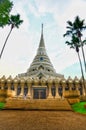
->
xmin=0 ymin=102 xmax=5 ymax=110
xmin=72 ymin=102 xmax=86 ymax=114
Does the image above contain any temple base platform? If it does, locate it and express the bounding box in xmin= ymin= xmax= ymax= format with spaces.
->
xmin=4 ymin=98 xmax=72 ymax=111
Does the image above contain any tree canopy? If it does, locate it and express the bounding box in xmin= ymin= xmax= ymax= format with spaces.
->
xmin=0 ymin=0 xmax=13 ymax=27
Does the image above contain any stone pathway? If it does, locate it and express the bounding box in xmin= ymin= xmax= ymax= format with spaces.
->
xmin=0 ymin=110 xmax=86 ymax=130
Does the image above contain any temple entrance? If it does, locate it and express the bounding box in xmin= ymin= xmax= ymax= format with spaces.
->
xmin=33 ymin=88 xmax=46 ymax=99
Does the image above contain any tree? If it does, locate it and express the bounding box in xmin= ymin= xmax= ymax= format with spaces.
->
xmin=0 ymin=14 xmax=23 ymax=59
xmin=0 ymin=0 xmax=23 ymax=59
xmin=64 ymin=32 xmax=86 ymax=95
xmin=64 ymin=16 xmax=86 ymax=72
xmin=0 ymin=0 xmax=13 ymax=27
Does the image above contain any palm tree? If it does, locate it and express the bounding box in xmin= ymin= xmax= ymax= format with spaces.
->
xmin=64 ymin=16 xmax=86 ymax=72
xmin=65 ymin=35 xmax=86 ymax=95
xmin=0 ymin=14 xmax=23 ymax=59
xmin=0 ymin=0 xmax=13 ymax=27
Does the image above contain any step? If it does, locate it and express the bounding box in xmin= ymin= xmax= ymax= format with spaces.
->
xmin=4 ymin=99 xmax=72 ymax=110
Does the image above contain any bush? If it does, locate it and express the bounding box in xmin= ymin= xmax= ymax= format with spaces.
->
xmin=72 ymin=102 xmax=86 ymax=114
xmin=0 ymin=102 xmax=5 ymax=109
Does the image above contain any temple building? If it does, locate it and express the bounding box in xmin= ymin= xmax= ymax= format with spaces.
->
xmin=18 ymin=24 xmax=64 ymax=79
xmin=16 ymin=24 xmax=64 ymax=99
xmin=0 ymin=25 xmax=85 ymax=102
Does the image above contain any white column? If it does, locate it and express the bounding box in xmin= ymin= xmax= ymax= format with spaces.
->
xmin=1 ymin=83 xmax=4 ymax=90
xmin=27 ymin=83 xmax=32 ymax=99
xmin=47 ymin=84 xmax=53 ymax=99
xmin=75 ymin=82 xmax=79 ymax=91
xmin=55 ymin=84 xmax=61 ymax=99
xmin=75 ymin=82 xmax=80 ymax=96
xmin=7 ymin=83 xmax=11 ymax=90
xmin=62 ymin=83 xmax=66 ymax=99
xmin=14 ymin=83 xmax=18 ymax=97
xmin=69 ymin=83 xmax=72 ymax=91
xmin=19 ymin=84 xmax=24 ymax=98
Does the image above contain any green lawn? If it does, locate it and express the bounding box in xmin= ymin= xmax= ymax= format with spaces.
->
xmin=0 ymin=102 xmax=5 ymax=110
xmin=72 ymin=102 xmax=86 ymax=114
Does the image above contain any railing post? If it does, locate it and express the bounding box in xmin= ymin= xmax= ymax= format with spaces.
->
xmin=47 ymin=77 xmax=53 ymax=99
xmin=19 ymin=78 xmax=25 ymax=98
xmin=0 ymin=76 xmax=6 ymax=90
xmin=54 ymin=78 xmax=61 ymax=99
xmin=61 ymin=78 xmax=66 ymax=98
xmin=26 ymin=78 xmax=33 ymax=99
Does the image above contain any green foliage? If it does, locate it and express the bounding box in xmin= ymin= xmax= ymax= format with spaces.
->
xmin=63 ymin=15 xmax=86 ymax=75
xmin=0 ymin=102 xmax=5 ymax=109
xmin=8 ymin=14 xmax=23 ymax=29
xmin=0 ymin=0 xmax=23 ymax=59
xmin=72 ymin=102 xmax=86 ymax=114
xmin=0 ymin=0 xmax=13 ymax=27
xmin=63 ymin=16 xmax=86 ymax=46
xmin=0 ymin=0 xmax=23 ymax=28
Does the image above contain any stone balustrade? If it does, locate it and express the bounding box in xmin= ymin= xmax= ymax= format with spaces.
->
xmin=0 ymin=76 xmax=86 ymax=99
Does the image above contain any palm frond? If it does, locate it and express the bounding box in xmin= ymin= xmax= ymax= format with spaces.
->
xmin=82 ymin=39 xmax=86 ymax=45
xmin=63 ymin=30 xmax=73 ymax=37
xmin=70 ymin=46 xmax=74 ymax=49
xmin=66 ymin=26 xmax=73 ymax=30
xmin=67 ymin=21 xmax=73 ymax=26
xmin=8 ymin=14 xmax=23 ymax=28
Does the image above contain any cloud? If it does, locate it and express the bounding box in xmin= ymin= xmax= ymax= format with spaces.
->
xmin=12 ymin=0 xmax=30 ymax=32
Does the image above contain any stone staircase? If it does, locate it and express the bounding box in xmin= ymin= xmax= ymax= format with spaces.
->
xmin=4 ymin=98 xmax=72 ymax=110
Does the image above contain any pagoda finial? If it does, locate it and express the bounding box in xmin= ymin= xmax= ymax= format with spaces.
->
xmin=38 ymin=23 xmax=45 ymax=48
xmin=41 ymin=23 xmax=43 ymax=35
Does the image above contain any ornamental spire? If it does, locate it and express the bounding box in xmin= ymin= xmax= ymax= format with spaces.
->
xmin=42 ymin=23 xmax=43 ymax=35
xmin=39 ymin=23 xmax=45 ymax=48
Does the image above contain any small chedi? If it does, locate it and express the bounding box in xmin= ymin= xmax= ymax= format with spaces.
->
xmin=0 ymin=24 xmax=86 ymax=110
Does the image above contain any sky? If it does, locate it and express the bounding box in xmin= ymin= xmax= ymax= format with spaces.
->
xmin=0 ymin=0 xmax=86 ymax=79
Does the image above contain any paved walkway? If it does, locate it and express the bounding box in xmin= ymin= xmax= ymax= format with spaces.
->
xmin=0 ymin=110 xmax=86 ymax=130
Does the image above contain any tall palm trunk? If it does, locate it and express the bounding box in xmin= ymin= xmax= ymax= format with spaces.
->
xmin=81 ymin=45 xmax=86 ymax=73
xmin=0 ymin=27 xmax=13 ymax=59
xmin=79 ymin=36 xmax=86 ymax=73
xmin=77 ymin=51 xmax=86 ymax=95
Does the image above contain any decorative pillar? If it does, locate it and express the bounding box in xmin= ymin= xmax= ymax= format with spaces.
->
xmin=74 ymin=76 xmax=80 ymax=96
xmin=26 ymin=78 xmax=33 ymax=99
xmin=14 ymin=84 xmax=18 ymax=97
xmin=61 ymin=78 xmax=66 ymax=98
xmin=7 ymin=76 xmax=12 ymax=90
xmin=74 ymin=76 xmax=79 ymax=90
xmin=19 ymin=78 xmax=25 ymax=98
xmin=67 ymin=76 xmax=73 ymax=91
xmin=54 ymin=78 xmax=61 ymax=99
xmin=47 ymin=77 xmax=53 ymax=99
xmin=0 ymin=76 xmax=6 ymax=90
xmin=6 ymin=76 xmax=14 ymax=99
xmin=1 ymin=82 xmax=5 ymax=90
xmin=13 ymin=76 xmax=19 ymax=97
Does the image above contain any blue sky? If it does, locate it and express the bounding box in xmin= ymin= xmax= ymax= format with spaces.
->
xmin=0 ymin=0 xmax=86 ymax=79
